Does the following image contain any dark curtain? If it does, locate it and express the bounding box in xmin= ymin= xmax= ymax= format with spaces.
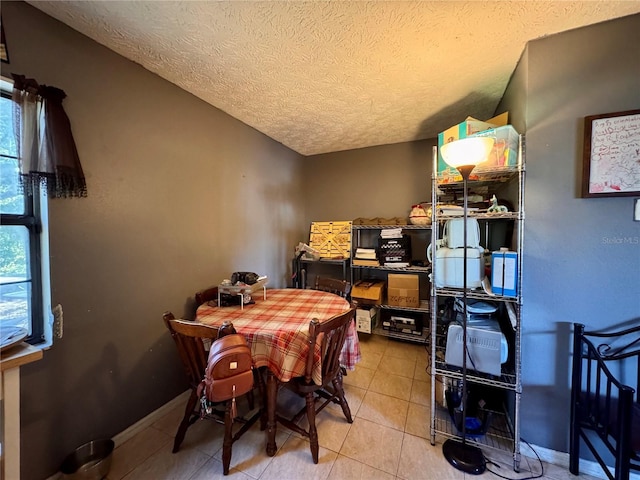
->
xmin=12 ymin=74 xmax=86 ymax=198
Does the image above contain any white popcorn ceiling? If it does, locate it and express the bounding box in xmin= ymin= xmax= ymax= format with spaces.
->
xmin=27 ymin=1 xmax=640 ymax=155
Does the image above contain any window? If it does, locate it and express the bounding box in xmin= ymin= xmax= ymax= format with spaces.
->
xmin=0 ymin=79 xmax=52 ymax=346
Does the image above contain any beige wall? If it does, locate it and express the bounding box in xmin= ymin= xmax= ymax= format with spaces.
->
xmin=1 ymin=3 xmax=304 ymax=478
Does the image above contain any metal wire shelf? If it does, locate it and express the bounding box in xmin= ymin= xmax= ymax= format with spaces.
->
xmin=371 ymin=323 xmax=429 ymax=344
xmin=351 ymin=224 xmax=432 ymax=230
xmin=432 ymin=403 xmax=516 ymax=454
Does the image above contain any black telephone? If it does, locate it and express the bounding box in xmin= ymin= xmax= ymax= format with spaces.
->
xmin=231 ymin=272 xmax=260 ymax=285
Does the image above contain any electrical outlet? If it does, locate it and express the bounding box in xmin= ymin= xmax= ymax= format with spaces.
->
xmin=53 ymin=304 xmax=63 ymax=339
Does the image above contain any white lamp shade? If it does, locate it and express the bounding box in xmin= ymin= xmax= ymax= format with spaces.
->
xmin=440 ymin=137 xmax=495 ymax=169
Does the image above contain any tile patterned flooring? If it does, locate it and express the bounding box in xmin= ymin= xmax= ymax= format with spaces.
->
xmin=106 ymin=334 xmax=602 ymax=480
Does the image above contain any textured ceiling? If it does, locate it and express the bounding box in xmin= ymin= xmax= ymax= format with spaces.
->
xmin=27 ymin=1 xmax=640 ymax=155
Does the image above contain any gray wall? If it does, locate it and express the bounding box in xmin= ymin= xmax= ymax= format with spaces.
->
xmin=303 ymin=140 xmax=434 ymax=224
xmin=497 ymin=13 xmax=640 ymax=453
xmin=1 ymin=3 xmax=305 ymax=479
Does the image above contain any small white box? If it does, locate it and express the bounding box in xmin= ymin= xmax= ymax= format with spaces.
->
xmin=445 ymin=323 xmax=507 ymax=376
xmin=356 ymin=307 xmax=378 ymax=334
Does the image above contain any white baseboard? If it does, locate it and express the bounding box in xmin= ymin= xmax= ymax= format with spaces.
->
xmin=112 ymin=390 xmax=190 ymax=448
xmin=523 ymin=442 xmax=640 ymax=480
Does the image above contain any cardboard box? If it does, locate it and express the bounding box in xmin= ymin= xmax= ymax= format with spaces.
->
xmin=387 ymin=274 xmax=420 ymax=308
xmin=435 ymin=375 xmax=448 ymax=407
xmin=356 ymin=307 xmax=378 ymax=334
xmin=351 ymin=280 xmax=385 ymax=305
xmin=472 ymin=125 xmax=520 ymax=171
xmin=437 ymin=112 xmax=509 ymax=181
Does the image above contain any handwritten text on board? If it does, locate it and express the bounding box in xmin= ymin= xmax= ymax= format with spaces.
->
xmin=589 ymin=112 xmax=640 ymax=194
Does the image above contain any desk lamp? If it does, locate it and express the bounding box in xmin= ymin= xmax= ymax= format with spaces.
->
xmin=439 ymin=136 xmax=494 ymax=475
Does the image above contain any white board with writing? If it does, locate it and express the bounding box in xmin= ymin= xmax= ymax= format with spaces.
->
xmin=583 ymin=110 xmax=640 ymax=197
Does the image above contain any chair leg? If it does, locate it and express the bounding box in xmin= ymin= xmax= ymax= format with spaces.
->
xmin=173 ymin=389 xmax=199 ymax=453
xmin=332 ymin=374 xmax=353 ymax=423
xmin=222 ymin=400 xmax=233 ymax=475
xmin=305 ymin=392 xmax=320 ymax=464
xmin=247 ymin=389 xmax=255 ymax=411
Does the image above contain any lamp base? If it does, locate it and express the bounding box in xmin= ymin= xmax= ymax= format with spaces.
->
xmin=442 ymin=439 xmax=486 ymax=475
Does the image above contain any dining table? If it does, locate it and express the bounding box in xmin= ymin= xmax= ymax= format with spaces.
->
xmin=195 ymin=287 xmax=360 ymax=456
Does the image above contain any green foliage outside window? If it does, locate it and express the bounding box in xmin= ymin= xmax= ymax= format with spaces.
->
xmin=0 ymin=94 xmax=26 ymax=277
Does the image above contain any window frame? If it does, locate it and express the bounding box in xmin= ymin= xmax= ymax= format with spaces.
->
xmin=0 ymin=84 xmax=47 ymax=345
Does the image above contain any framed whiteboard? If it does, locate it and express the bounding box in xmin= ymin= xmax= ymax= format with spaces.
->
xmin=581 ymin=109 xmax=640 ymax=198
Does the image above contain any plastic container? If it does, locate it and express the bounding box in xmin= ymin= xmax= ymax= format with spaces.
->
xmin=443 ymin=218 xmax=480 ymax=248
xmin=471 ymin=125 xmax=520 ymax=170
xmin=431 ymin=246 xmax=484 ymax=289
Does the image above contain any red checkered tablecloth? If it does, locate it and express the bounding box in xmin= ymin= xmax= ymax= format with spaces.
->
xmin=196 ymin=288 xmax=361 ymax=383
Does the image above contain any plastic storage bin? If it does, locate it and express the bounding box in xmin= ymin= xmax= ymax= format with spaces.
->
xmin=432 ymin=246 xmax=484 ymax=289
xmin=472 ymin=125 xmax=520 ymax=170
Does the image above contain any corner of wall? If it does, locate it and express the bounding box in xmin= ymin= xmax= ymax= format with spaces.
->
xmin=496 ymin=43 xmax=529 ymax=134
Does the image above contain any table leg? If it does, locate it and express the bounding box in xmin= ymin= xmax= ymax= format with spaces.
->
xmin=266 ymin=369 xmax=277 ymax=456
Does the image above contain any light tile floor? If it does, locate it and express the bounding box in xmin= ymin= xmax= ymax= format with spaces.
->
xmin=107 ymin=334 xmax=603 ymax=480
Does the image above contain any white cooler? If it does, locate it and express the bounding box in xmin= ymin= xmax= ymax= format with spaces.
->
xmin=432 ymin=246 xmax=484 ymax=289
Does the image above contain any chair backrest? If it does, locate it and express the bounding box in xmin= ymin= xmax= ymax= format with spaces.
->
xmin=313 ymin=276 xmax=351 ymax=298
xmin=195 ymin=287 xmax=219 ymax=306
xmin=163 ymin=311 xmax=220 ymax=387
xmin=303 ymin=308 xmax=356 ymax=385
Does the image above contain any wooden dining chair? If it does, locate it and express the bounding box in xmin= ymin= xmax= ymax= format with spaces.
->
xmin=313 ymin=276 xmax=351 ymax=298
xmin=275 ymin=307 xmax=356 ymax=463
xmin=312 ymin=276 xmax=353 ymax=376
xmin=163 ymin=312 xmax=261 ymax=475
xmin=195 ymin=286 xmax=218 ymax=306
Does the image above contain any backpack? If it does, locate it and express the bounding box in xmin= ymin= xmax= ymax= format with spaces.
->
xmin=202 ymin=332 xmax=254 ymax=404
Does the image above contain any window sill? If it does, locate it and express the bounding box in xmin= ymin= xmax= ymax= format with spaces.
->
xmin=1 ymin=342 xmax=43 ymax=371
